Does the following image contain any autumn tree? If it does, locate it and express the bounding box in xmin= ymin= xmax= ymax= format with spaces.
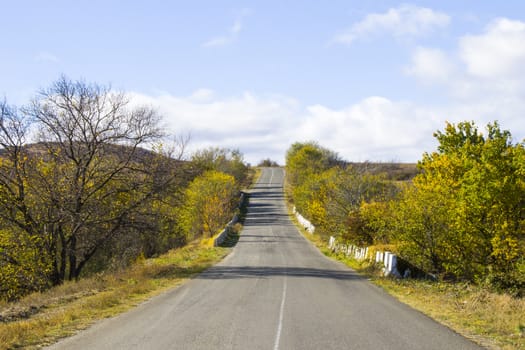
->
xmin=0 ymin=77 xmax=174 ymax=285
xmin=257 ymin=158 xmax=279 ymax=167
xmin=325 ymin=168 xmax=398 ymax=245
xmin=286 ymin=142 xmax=397 ymax=245
xmin=190 ymin=147 xmax=249 ymax=187
xmin=292 ymin=168 xmax=334 ymax=231
xmin=0 ymin=101 xmax=53 ymax=298
xmin=384 ymin=121 xmax=525 ymax=287
xmin=292 ymin=165 xmax=397 ymax=244
xmin=180 ymin=171 xmax=238 ymax=239
xmin=0 ymin=225 xmax=53 ymax=300
xmin=285 ymin=142 xmax=341 ymax=188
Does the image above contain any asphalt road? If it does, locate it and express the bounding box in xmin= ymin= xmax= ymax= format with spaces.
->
xmin=47 ymin=167 xmax=483 ymax=350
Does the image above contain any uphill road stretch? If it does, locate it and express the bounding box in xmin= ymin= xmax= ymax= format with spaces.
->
xmin=47 ymin=167 xmax=483 ymax=350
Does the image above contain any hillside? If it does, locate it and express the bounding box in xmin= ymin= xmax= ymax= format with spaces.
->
xmin=345 ymin=161 xmax=419 ymax=180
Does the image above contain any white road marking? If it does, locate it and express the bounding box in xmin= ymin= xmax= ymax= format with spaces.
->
xmin=269 ymin=168 xmax=274 ymax=185
xmin=274 ymin=232 xmax=287 ymax=350
xmin=273 ymin=276 xmax=287 ymax=350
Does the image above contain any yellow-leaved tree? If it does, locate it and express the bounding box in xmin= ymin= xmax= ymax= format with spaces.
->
xmin=384 ymin=121 xmax=525 ymax=290
xmin=181 ymin=171 xmax=239 ymax=239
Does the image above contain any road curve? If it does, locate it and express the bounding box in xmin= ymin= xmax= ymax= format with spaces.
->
xmin=47 ymin=168 xmax=483 ymax=350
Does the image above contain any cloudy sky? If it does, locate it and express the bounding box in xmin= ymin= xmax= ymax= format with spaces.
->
xmin=2 ymin=1 xmax=525 ymax=164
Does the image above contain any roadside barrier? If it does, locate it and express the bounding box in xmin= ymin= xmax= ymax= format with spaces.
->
xmin=292 ymin=206 xmax=315 ymax=234
xmin=329 ymin=236 xmax=401 ymax=277
xmin=293 ymin=207 xmax=406 ymax=278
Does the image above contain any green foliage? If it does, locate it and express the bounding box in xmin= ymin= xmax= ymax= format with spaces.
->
xmin=285 ymin=141 xmax=341 ymax=187
xmin=294 ymin=167 xmax=397 ymax=245
xmin=257 ymin=158 xmax=280 ymax=167
xmin=286 ymin=142 xmax=397 ymax=245
xmin=0 ymin=228 xmax=51 ymax=301
xmin=0 ymin=78 xmax=195 ymax=299
xmin=385 ymin=184 xmax=455 ymax=276
xmin=0 ymin=79 xmax=252 ymax=301
xmin=191 ymin=147 xmax=249 ymax=187
xmin=325 ymin=168 xmax=398 ymax=245
xmin=382 ymin=121 xmax=525 ymax=288
xmin=286 ymin=122 xmax=524 ymax=293
xmin=292 ymin=168 xmax=332 ymax=229
xmin=180 ymin=171 xmax=239 ymax=239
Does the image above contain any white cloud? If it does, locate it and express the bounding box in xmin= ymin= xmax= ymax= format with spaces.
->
xmin=403 ymin=17 xmax=525 ymax=143
xmin=126 ymin=17 xmax=525 ymax=165
xmin=459 ymin=18 xmax=525 ymax=79
xmin=333 ymin=4 xmax=450 ymax=45
xmin=406 ymin=17 xmax=525 ymax=99
xmin=34 ymin=51 xmax=59 ymax=63
xmin=129 ymin=90 xmax=300 ymax=163
xmin=405 ymin=47 xmax=455 ymax=84
xmin=129 ymin=90 xmax=444 ymax=164
xmin=202 ymin=10 xmax=250 ymax=48
xmin=297 ymin=97 xmax=439 ymax=161
xmin=188 ymin=89 xmax=215 ymax=102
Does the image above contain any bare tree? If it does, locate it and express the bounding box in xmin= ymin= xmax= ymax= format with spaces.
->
xmin=0 ymin=77 xmax=182 ymax=283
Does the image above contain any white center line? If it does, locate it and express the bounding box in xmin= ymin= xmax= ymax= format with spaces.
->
xmin=273 ymin=276 xmax=287 ymax=350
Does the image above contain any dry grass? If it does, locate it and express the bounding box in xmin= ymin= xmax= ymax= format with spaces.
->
xmin=0 ymin=243 xmax=229 ymax=350
xmin=375 ymin=279 xmax=525 ymax=350
xmin=250 ymin=167 xmax=263 ymax=188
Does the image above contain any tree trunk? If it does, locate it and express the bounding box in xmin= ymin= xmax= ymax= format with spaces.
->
xmin=59 ymin=227 xmax=67 ymax=283
xmin=68 ymin=235 xmax=77 ymax=281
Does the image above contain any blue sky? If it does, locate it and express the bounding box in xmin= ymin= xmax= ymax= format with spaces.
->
xmin=2 ymin=1 xmax=525 ymax=163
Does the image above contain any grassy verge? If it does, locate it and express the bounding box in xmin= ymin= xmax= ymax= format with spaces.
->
xmin=288 ymin=207 xmax=525 ymax=350
xmin=250 ymin=167 xmax=263 ymax=188
xmin=0 ymin=243 xmax=229 ymax=350
xmin=374 ymin=278 xmax=525 ymax=350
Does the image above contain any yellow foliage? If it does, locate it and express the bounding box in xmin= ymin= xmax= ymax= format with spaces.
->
xmin=0 ymin=229 xmax=51 ymax=301
xmin=181 ymin=171 xmax=238 ymax=239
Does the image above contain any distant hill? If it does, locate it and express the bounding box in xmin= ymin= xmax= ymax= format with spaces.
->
xmin=345 ymin=162 xmax=419 ymax=181
xmin=0 ymin=142 xmax=184 ymax=164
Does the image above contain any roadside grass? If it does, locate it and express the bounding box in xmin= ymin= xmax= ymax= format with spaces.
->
xmin=374 ymin=278 xmax=525 ymax=350
xmin=287 ymin=205 xmax=525 ymax=350
xmin=251 ymin=167 xmax=262 ymax=187
xmin=0 ymin=243 xmax=229 ymax=350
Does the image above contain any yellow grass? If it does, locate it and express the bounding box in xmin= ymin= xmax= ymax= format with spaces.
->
xmin=375 ymin=279 xmax=525 ymax=350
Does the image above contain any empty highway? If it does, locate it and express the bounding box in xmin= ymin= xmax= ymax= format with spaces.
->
xmin=48 ymin=167 xmax=482 ymax=350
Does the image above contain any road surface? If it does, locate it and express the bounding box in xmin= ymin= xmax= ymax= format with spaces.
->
xmin=48 ymin=167 xmax=483 ymax=350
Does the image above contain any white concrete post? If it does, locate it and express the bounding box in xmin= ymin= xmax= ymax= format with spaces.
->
xmin=384 ymin=252 xmax=391 ymax=270
xmin=329 ymin=236 xmax=335 ymax=249
xmin=390 ymin=254 xmax=397 ymax=271
xmin=386 ymin=253 xmax=394 ymax=275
